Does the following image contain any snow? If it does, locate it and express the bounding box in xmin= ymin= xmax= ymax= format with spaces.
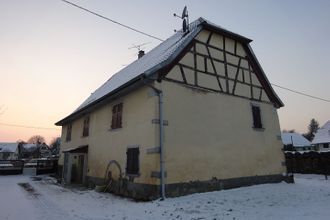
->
xmin=0 ymin=143 xmax=18 ymax=153
xmin=73 ymin=19 xmax=204 ymax=113
xmin=281 ymin=133 xmax=311 ymax=147
xmin=23 ymin=143 xmax=37 ymax=149
xmin=1 ymin=174 xmax=330 ymax=220
xmin=312 ymin=120 xmax=330 ymax=144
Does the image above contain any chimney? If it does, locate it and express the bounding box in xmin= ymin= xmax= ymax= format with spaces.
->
xmin=138 ymin=50 xmax=145 ymax=59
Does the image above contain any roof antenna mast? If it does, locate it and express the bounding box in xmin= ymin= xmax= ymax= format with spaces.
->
xmin=128 ymin=42 xmax=150 ymax=59
xmin=173 ymin=6 xmax=189 ymax=34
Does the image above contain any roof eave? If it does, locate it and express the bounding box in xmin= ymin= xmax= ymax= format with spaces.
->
xmin=55 ymin=76 xmax=150 ymax=126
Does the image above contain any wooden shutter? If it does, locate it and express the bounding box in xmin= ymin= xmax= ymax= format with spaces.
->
xmin=111 ymin=103 xmax=123 ymax=129
xmin=126 ymin=147 xmax=139 ymax=175
xmin=66 ymin=124 xmax=72 ymax=141
xmin=83 ymin=116 xmax=89 ymax=136
xmin=111 ymin=105 xmax=117 ymax=129
xmin=117 ymin=103 xmax=123 ymax=128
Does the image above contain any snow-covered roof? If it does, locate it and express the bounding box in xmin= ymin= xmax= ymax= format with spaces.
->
xmin=312 ymin=120 xmax=330 ymax=144
xmin=0 ymin=143 xmax=18 ymax=153
xmin=23 ymin=143 xmax=37 ymax=149
xmin=56 ymin=17 xmax=282 ymax=125
xmin=74 ymin=18 xmax=208 ymax=112
xmin=281 ymin=133 xmax=311 ymax=147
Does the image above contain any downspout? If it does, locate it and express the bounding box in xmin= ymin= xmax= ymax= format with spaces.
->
xmin=141 ymin=77 xmax=166 ymax=200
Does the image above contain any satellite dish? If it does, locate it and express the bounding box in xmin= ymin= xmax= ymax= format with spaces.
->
xmin=182 ymin=19 xmax=187 ymax=33
xmin=182 ymin=6 xmax=188 ymax=18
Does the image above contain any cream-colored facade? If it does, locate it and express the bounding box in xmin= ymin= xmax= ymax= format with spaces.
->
xmin=58 ymin=23 xmax=287 ymax=199
xmin=59 ymin=86 xmax=160 ymax=185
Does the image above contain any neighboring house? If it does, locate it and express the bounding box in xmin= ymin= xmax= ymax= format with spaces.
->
xmin=56 ymin=18 xmax=288 ymax=200
xmin=281 ymin=132 xmax=314 ymax=151
xmin=0 ymin=143 xmax=19 ymax=160
xmin=312 ymin=120 xmax=330 ymax=152
xmin=39 ymin=143 xmax=51 ymax=158
xmin=20 ymin=143 xmax=50 ymax=158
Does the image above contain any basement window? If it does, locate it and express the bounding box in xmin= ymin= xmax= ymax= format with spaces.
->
xmin=82 ymin=116 xmax=90 ymax=137
xmin=126 ymin=147 xmax=139 ymax=176
xmin=66 ymin=124 xmax=72 ymax=142
xmin=111 ymin=103 xmax=123 ymax=129
xmin=251 ymin=105 xmax=263 ymax=129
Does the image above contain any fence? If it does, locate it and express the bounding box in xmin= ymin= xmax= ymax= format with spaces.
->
xmin=285 ymin=151 xmax=330 ymax=175
xmin=0 ymin=159 xmax=58 ymax=175
xmin=0 ymin=160 xmax=24 ymax=175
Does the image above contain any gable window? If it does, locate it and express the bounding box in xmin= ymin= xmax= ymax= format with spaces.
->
xmin=111 ymin=103 xmax=123 ymax=129
xmin=66 ymin=124 xmax=72 ymax=142
xmin=251 ymin=105 xmax=263 ymax=129
xmin=126 ymin=147 xmax=139 ymax=175
xmin=82 ymin=116 xmax=90 ymax=137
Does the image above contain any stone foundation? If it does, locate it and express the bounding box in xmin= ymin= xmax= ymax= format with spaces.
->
xmin=85 ymin=174 xmax=293 ymax=201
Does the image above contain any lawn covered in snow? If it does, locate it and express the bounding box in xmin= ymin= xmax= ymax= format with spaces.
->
xmin=0 ymin=174 xmax=329 ymax=220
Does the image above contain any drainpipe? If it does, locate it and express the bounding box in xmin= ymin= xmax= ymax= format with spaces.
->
xmin=142 ymin=77 xmax=166 ymax=200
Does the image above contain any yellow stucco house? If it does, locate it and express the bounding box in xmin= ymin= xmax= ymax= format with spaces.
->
xmin=56 ymin=18 xmax=289 ymax=200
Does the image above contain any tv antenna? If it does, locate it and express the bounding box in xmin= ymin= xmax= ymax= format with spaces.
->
xmin=128 ymin=42 xmax=151 ymax=51
xmin=173 ymin=6 xmax=189 ymax=33
xmin=129 ymin=42 xmax=151 ymax=59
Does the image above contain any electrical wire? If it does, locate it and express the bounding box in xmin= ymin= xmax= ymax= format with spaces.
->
xmin=60 ymin=0 xmax=164 ymax=41
xmin=0 ymin=122 xmax=60 ymax=131
xmin=271 ymin=83 xmax=330 ymax=103
xmin=60 ymin=1 xmax=329 ymax=104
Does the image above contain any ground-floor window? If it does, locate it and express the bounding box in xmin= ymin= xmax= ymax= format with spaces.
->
xmin=126 ymin=147 xmax=139 ymax=176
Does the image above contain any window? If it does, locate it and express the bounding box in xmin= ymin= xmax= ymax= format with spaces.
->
xmin=82 ymin=116 xmax=90 ymax=137
xmin=126 ymin=147 xmax=139 ymax=175
xmin=66 ymin=124 xmax=72 ymax=142
xmin=324 ymin=143 xmax=329 ymax=148
xmin=111 ymin=103 xmax=123 ymax=129
xmin=251 ymin=105 xmax=263 ymax=129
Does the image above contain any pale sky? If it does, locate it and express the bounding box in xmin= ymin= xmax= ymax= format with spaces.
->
xmin=0 ymin=0 xmax=329 ymax=143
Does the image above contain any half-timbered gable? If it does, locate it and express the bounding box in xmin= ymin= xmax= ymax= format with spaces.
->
xmin=165 ymin=29 xmax=271 ymax=104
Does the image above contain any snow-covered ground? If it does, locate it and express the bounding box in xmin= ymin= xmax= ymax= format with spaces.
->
xmin=0 ymin=174 xmax=330 ymax=220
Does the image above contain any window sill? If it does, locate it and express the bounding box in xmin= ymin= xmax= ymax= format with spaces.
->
xmin=108 ymin=127 xmax=122 ymax=132
xmin=252 ymin=127 xmax=265 ymax=132
xmin=126 ymin=173 xmax=140 ymax=178
xmin=81 ymin=135 xmax=89 ymax=138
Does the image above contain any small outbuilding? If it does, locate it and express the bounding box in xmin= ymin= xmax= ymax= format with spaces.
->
xmin=312 ymin=120 xmax=330 ymax=152
xmin=0 ymin=143 xmax=19 ymax=160
xmin=281 ymin=132 xmax=314 ymax=151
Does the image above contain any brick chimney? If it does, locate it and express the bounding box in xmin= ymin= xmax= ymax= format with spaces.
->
xmin=138 ymin=50 xmax=145 ymax=59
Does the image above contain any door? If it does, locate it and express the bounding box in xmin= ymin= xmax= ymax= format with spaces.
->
xmin=63 ymin=153 xmax=87 ymax=184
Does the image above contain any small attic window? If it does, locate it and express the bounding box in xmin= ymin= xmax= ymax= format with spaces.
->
xmin=251 ymin=104 xmax=263 ymax=129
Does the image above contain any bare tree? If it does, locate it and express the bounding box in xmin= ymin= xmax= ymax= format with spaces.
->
xmin=27 ymin=135 xmax=46 ymax=144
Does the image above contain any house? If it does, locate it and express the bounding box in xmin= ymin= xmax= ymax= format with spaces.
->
xmin=19 ymin=143 xmax=51 ymax=158
xmin=56 ymin=17 xmax=289 ymax=200
xmin=312 ymin=120 xmax=330 ymax=152
xmin=0 ymin=143 xmax=19 ymax=160
xmin=281 ymin=132 xmax=314 ymax=151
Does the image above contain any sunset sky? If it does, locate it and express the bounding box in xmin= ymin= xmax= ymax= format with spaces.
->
xmin=0 ymin=0 xmax=329 ymax=144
